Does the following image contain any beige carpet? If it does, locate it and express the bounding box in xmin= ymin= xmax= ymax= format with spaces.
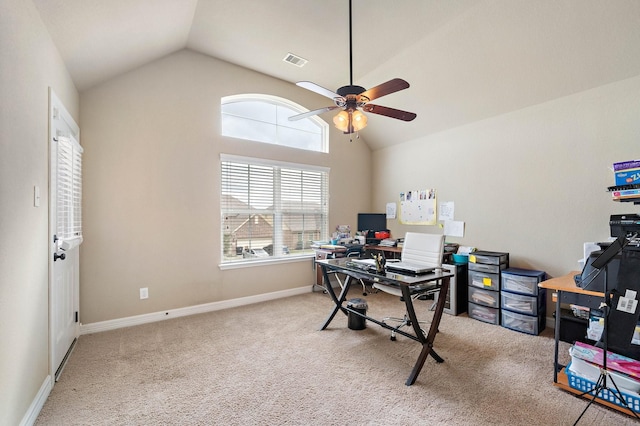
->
xmin=36 ymin=288 xmax=639 ymax=425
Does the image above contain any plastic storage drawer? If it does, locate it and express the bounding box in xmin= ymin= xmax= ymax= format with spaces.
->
xmin=501 ymin=309 xmax=545 ymax=335
xmin=469 ymin=270 xmax=500 ymax=291
xmin=501 ymin=268 xmax=546 ymax=296
xmin=501 ymin=290 xmax=546 ymax=316
xmin=469 ymin=251 xmax=509 ymax=265
xmin=469 ymin=286 xmax=500 ymax=308
xmin=468 ymin=262 xmax=507 ymax=274
xmin=468 ymin=302 xmax=500 ymax=325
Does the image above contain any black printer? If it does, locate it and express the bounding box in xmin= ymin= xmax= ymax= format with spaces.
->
xmin=573 ymin=215 xmax=640 ymax=291
xmin=610 ymin=213 xmax=640 ymax=238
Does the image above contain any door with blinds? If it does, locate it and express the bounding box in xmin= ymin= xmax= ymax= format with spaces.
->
xmin=49 ymin=89 xmax=82 ymax=380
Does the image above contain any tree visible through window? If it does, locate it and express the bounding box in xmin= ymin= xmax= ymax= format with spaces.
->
xmin=221 ymin=94 xmax=328 ymax=153
xmin=221 ymin=155 xmax=329 ymax=264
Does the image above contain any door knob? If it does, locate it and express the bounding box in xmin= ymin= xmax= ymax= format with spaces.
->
xmin=54 ymin=252 xmax=66 ymax=261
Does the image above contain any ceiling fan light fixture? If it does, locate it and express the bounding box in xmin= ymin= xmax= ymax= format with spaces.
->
xmin=333 ymin=110 xmax=350 ymax=132
xmin=333 ymin=109 xmax=367 ymax=133
xmin=352 ymin=110 xmax=367 ymax=131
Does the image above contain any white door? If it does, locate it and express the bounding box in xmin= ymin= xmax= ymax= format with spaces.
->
xmin=49 ymin=89 xmax=82 ymax=380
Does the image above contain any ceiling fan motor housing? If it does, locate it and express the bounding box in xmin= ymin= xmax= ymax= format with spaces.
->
xmin=336 ymin=85 xmax=369 ymax=109
xmin=337 ymin=85 xmax=366 ymax=96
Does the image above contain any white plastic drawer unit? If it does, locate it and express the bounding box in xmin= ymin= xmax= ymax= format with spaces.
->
xmin=468 ymin=270 xmax=500 ymax=291
xmin=500 ymin=290 xmax=546 ymax=316
xmin=468 ymin=251 xmax=509 ymax=265
xmin=469 ymin=286 xmax=500 ymax=308
xmin=468 ymin=262 xmax=507 ymax=274
xmin=501 ymin=309 xmax=545 ymax=335
xmin=500 ymin=268 xmax=546 ymax=296
xmin=468 ymin=302 xmax=500 ymax=325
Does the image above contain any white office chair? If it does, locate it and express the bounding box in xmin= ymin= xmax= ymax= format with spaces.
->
xmin=373 ymin=232 xmax=444 ymax=340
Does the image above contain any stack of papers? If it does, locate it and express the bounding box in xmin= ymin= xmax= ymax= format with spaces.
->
xmin=319 ymin=244 xmax=345 ymax=250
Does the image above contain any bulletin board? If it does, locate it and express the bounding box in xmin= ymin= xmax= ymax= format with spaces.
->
xmin=399 ymin=189 xmax=437 ymax=225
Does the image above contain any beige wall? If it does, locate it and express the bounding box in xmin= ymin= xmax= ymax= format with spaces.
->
xmin=0 ymin=0 xmax=79 ymax=424
xmin=79 ymin=49 xmax=372 ymax=324
xmin=372 ymin=74 xmax=640 ymax=315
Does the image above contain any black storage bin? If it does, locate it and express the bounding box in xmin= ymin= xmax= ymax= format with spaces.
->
xmin=555 ymin=309 xmax=590 ymax=344
xmin=347 ymin=298 xmax=368 ymax=330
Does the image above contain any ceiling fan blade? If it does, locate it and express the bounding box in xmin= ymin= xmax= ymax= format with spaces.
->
xmin=288 ymin=106 xmax=340 ymax=121
xmin=363 ymin=104 xmax=416 ymax=121
xmin=359 ymin=78 xmax=410 ymax=102
xmin=296 ymin=81 xmax=340 ymax=100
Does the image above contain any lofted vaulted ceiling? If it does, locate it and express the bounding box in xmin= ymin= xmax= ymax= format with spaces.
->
xmin=33 ymin=0 xmax=640 ymax=150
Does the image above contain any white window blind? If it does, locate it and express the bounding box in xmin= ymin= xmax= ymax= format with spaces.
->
xmin=221 ymin=155 xmax=329 ymax=263
xmin=56 ymin=136 xmax=83 ymax=240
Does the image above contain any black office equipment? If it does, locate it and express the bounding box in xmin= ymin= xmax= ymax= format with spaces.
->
xmin=574 ymin=249 xmax=621 ymax=292
xmin=357 ymin=213 xmax=387 ymax=243
xmin=357 ymin=213 xmax=386 ymax=232
xmin=610 ymin=213 xmax=640 ymax=238
xmin=573 ymin=234 xmax=640 ymax=422
xmin=601 ymin=248 xmax=640 ymax=353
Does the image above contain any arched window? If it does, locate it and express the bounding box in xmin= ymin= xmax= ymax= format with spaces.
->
xmin=221 ymin=94 xmax=328 ymax=153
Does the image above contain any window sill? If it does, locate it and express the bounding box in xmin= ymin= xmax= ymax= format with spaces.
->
xmin=219 ymin=254 xmax=314 ymax=270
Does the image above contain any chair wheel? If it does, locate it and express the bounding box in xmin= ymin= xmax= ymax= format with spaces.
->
xmin=390 ymin=335 xmax=396 ymax=341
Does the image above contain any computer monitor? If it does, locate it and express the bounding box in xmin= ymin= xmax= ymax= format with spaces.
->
xmin=357 ymin=213 xmax=387 ymax=232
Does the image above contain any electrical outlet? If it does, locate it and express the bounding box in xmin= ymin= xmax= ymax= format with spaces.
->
xmin=139 ymin=287 xmax=149 ymax=299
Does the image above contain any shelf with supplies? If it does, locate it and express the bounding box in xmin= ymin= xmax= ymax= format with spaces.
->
xmin=608 ymin=183 xmax=640 ymax=203
xmin=540 ymin=272 xmax=640 ymax=417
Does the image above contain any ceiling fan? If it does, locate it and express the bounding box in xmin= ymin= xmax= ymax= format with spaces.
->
xmin=289 ymin=0 xmax=416 ymax=135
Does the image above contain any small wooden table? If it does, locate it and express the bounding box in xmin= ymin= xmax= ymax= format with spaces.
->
xmin=539 ymin=272 xmax=638 ymax=416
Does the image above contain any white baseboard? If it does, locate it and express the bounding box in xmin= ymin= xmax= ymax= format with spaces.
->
xmin=20 ymin=375 xmax=52 ymax=426
xmin=545 ymin=316 xmax=556 ymax=331
xmin=80 ymin=286 xmax=311 ymax=335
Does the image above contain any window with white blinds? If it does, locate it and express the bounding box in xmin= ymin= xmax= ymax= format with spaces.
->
xmin=56 ymin=136 xmax=83 ymax=241
xmin=221 ymin=154 xmax=329 ymax=263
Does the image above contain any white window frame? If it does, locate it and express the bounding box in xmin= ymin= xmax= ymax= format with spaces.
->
xmin=221 ymin=94 xmax=329 ymax=153
xmin=220 ymin=154 xmax=329 ymax=268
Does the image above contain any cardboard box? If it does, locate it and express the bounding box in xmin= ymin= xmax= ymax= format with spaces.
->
xmin=614 ymin=159 xmax=640 ymax=171
xmin=615 ymin=168 xmax=640 ymax=186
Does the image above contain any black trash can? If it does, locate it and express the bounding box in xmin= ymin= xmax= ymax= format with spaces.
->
xmin=347 ymin=298 xmax=368 ymax=330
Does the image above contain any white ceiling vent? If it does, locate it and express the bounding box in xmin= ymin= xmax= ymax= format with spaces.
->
xmin=283 ymin=53 xmax=308 ymax=67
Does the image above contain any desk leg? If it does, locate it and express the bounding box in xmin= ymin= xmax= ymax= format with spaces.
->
xmin=404 ymin=277 xmax=450 ymax=386
xmin=319 ymin=267 xmax=352 ymax=331
xmin=553 ymin=290 xmax=562 ymax=383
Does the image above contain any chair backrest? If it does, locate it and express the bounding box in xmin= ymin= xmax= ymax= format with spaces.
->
xmin=401 ymin=232 xmax=444 ymax=267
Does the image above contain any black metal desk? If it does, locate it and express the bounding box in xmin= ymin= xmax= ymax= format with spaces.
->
xmin=317 ymin=257 xmax=453 ymax=386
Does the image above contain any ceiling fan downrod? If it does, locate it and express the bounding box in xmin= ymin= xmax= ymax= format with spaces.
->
xmin=349 ymin=0 xmax=353 ymax=86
